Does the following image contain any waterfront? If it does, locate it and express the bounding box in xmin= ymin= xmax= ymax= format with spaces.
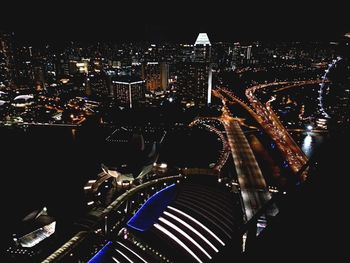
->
xmin=292 ymin=131 xmax=327 ymax=158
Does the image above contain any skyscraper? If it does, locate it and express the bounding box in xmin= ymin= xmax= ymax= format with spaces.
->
xmin=194 ymin=33 xmax=212 ymax=62
xmin=246 ymin=45 xmax=252 ymax=60
xmin=0 ymin=32 xmax=16 ymax=88
xmin=33 ymin=65 xmax=46 ymax=90
xmin=232 ymin=42 xmax=241 ymax=66
xmin=175 ymin=33 xmax=213 ymax=106
xmin=85 ymin=73 xmax=109 ymax=97
xmin=176 ymin=62 xmax=212 ymax=106
xmin=111 ymin=76 xmax=145 ymax=108
xmin=142 ymin=62 xmax=169 ymax=92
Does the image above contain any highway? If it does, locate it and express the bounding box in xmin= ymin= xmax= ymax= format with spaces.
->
xmin=214 ymin=81 xmax=321 ymax=174
xmin=187 ymin=107 xmax=271 ymax=221
xmin=0 ymin=121 xmax=81 ymax=127
xmin=244 ymin=80 xmax=322 ymax=174
xmin=221 ymin=116 xmax=271 ymax=221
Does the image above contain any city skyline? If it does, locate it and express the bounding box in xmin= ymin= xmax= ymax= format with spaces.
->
xmin=1 ymin=4 xmax=349 ymax=261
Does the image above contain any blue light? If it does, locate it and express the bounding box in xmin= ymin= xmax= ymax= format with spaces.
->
xmin=127 ymin=183 xmax=177 ymax=232
xmin=87 ymin=241 xmax=113 ymax=263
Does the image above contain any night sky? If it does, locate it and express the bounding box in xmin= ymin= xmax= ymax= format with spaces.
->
xmin=1 ymin=1 xmax=349 ymax=44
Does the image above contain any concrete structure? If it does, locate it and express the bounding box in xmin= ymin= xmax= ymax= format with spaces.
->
xmin=222 ymin=118 xmax=272 ymax=221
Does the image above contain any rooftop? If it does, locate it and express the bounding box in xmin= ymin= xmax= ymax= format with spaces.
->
xmin=194 ymin=33 xmax=211 ymax=46
xmin=112 ymin=75 xmax=144 ymax=84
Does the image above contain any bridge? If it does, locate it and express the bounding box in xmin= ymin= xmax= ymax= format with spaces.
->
xmin=215 ymin=81 xmax=317 ymax=175
xmin=221 ymin=116 xmax=272 ymax=221
xmin=188 ymin=100 xmax=273 ymax=222
xmin=244 ymin=80 xmax=323 ymax=174
xmin=188 ymin=104 xmax=273 ymax=222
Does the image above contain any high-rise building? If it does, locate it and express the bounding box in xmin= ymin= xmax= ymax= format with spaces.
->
xmin=231 ymin=43 xmax=254 ymax=66
xmin=85 ymin=73 xmax=109 ymax=97
xmin=176 ymin=62 xmax=212 ymax=106
xmin=178 ymin=44 xmax=194 ymax=62
xmin=142 ymin=62 xmax=169 ymax=91
xmin=194 ymin=33 xmax=211 ymax=62
xmin=246 ymin=45 xmax=252 ymax=60
xmin=0 ymin=32 xmax=16 ymax=87
xmin=68 ymin=60 xmax=89 ymax=75
xmin=15 ymin=46 xmax=34 ymax=85
xmin=33 ymin=65 xmax=46 ymax=90
xmin=175 ymin=33 xmax=213 ymax=106
xmin=231 ymin=42 xmax=244 ymax=67
xmin=111 ymin=76 xmax=145 ymax=108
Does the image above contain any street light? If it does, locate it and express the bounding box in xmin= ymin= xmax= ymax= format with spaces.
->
xmin=306 ymin=125 xmax=313 ymax=131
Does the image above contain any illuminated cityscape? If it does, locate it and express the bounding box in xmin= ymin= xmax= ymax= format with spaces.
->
xmin=1 ymin=3 xmax=350 ymax=263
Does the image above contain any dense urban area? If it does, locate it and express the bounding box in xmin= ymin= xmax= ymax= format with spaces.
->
xmin=1 ymin=30 xmax=349 ymax=262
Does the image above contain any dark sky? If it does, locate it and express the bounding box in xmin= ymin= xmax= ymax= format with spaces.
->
xmin=1 ymin=1 xmax=349 ymax=44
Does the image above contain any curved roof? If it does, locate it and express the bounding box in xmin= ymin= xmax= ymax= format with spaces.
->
xmin=14 ymin=94 xmax=34 ymax=101
xmin=124 ymin=178 xmax=239 ymax=262
xmin=127 ymin=183 xmax=177 ymax=231
xmin=0 ymin=100 xmax=6 ymax=106
xmin=52 ymin=176 xmax=241 ymax=263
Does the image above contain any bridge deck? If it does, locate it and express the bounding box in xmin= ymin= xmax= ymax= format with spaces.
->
xmin=223 ymin=118 xmax=271 ymax=221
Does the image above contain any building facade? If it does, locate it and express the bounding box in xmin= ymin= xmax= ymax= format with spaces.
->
xmin=194 ymin=33 xmax=212 ymax=62
xmin=111 ymin=77 xmax=145 ymax=108
xmin=175 ymin=33 xmax=213 ymax=106
xmin=142 ymin=62 xmax=169 ymax=92
xmin=0 ymin=32 xmax=16 ymax=88
xmin=176 ymin=62 xmax=212 ymax=106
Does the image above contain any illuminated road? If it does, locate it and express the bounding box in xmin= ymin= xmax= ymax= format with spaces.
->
xmin=245 ymin=80 xmax=323 ymax=174
xmin=189 ymin=118 xmax=230 ymax=171
xmin=0 ymin=121 xmax=80 ymax=127
xmin=188 ymin=110 xmax=271 ymax=220
xmin=221 ymin=116 xmax=271 ymax=221
xmin=215 ymin=80 xmax=322 ymax=175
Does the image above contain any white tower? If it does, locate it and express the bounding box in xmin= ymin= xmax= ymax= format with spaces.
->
xmin=194 ymin=33 xmax=212 ymax=105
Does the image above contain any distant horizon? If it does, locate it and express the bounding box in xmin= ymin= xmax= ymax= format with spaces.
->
xmin=2 ymin=29 xmax=348 ymax=48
